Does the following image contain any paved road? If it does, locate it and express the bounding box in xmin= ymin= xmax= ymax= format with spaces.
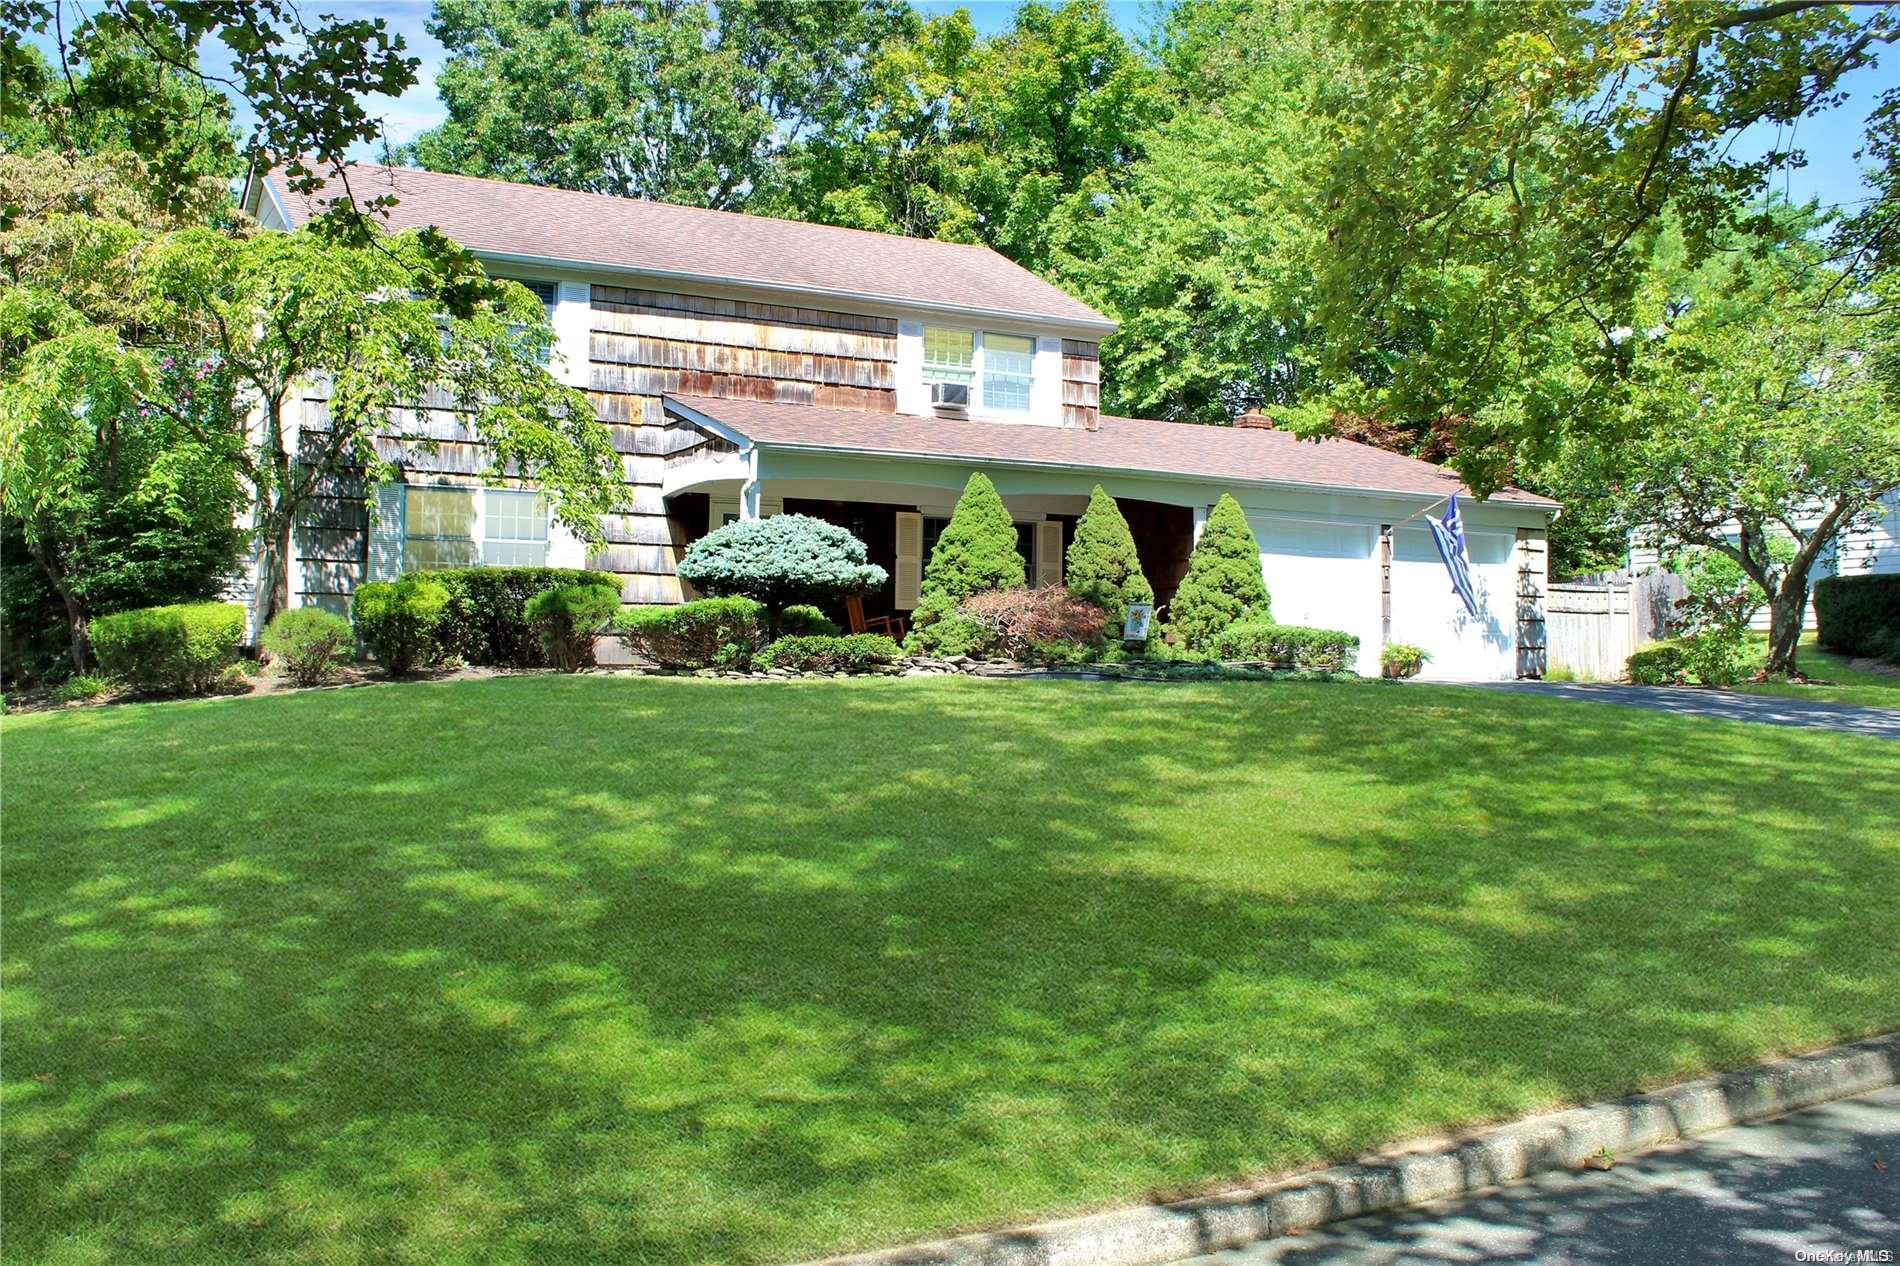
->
xmin=1173 ymin=1086 xmax=1900 ymax=1266
xmin=1461 ymin=680 xmax=1900 ymax=739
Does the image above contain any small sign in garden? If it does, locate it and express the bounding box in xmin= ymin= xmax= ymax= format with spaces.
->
xmin=1124 ymin=603 xmax=1154 ymax=642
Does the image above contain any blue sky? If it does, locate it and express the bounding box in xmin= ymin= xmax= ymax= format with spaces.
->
xmin=36 ymin=0 xmax=1898 ymax=212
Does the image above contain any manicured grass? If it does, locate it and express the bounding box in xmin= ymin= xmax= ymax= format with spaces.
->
xmin=1732 ymin=632 xmax=1900 ymax=710
xmin=5 ymin=676 xmax=1898 ymax=1264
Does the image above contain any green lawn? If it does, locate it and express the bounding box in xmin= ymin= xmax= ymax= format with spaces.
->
xmin=1732 ymin=633 xmax=1900 ymax=710
xmin=5 ymin=677 xmax=1898 ymax=1265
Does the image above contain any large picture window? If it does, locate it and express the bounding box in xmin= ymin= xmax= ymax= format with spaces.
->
xmin=402 ymin=486 xmax=549 ymax=571
xmin=983 ymin=333 xmax=1034 ymax=412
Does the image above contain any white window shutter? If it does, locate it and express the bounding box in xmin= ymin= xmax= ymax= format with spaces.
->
xmin=894 ymin=511 xmax=923 ymax=610
xmin=1036 ymin=520 xmax=1063 ymax=589
xmin=369 ymin=482 xmax=405 ymax=581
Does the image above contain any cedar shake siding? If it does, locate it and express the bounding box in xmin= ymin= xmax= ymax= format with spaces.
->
xmin=586 ymin=285 xmax=900 ymax=603
xmin=1061 ymin=340 xmax=1101 ymax=430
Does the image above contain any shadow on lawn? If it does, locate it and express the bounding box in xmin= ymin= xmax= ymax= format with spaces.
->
xmin=3 ymin=677 xmax=1898 ymax=1264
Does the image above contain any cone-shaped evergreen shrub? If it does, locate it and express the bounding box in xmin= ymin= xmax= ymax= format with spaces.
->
xmin=910 ymin=472 xmax=1026 ymax=643
xmin=1065 ymin=485 xmax=1153 ymax=627
xmin=1164 ymin=493 xmax=1269 ymax=650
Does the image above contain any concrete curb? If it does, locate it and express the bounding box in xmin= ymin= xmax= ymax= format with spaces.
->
xmin=800 ymin=1032 xmax=1900 ymax=1266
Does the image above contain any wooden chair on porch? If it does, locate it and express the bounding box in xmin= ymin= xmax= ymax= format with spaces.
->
xmin=845 ymin=594 xmax=907 ymax=640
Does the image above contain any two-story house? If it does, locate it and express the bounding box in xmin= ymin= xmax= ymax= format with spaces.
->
xmin=240 ymin=164 xmax=1558 ymax=680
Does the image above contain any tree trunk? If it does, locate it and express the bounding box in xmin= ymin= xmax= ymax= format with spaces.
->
xmin=24 ymin=531 xmax=90 ymax=674
xmin=1764 ymin=572 xmax=1808 ymax=677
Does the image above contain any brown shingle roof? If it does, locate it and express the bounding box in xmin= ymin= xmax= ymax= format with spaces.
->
xmin=263 ymin=164 xmax=1115 ymax=331
xmin=665 ymin=396 xmax=1559 ymax=507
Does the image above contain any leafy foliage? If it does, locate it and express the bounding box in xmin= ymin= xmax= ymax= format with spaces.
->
xmin=88 ymin=600 xmax=244 ymax=694
xmin=1380 ymin=644 xmax=1429 ymax=680
xmin=262 ymin=607 xmax=353 ymax=687
xmin=957 ymin=587 xmax=1107 ymax=660
xmin=524 ymin=583 xmax=621 ymax=672
xmin=426 ymin=567 xmax=620 ymax=668
xmin=1813 ymin=576 xmax=1900 ymax=664
xmin=677 ymin=514 xmax=886 ymax=621
xmin=408 ymin=0 xmax=912 ymax=211
xmin=777 ymin=604 xmax=841 ymax=638
xmin=1164 ymin=494 xmax=1268 ymax=651
xmin=1626 ymin=640 xmax=1692 ymax=686
xmin=351 ymin=574 xmax=449 ymax=677
xmin=614 ymin=597 xmax=765 ymax=669
xmin=756 ymin=633 xmax=903 ymax=674
xmin=1063 ymin=486 xmax=1152 ymax=627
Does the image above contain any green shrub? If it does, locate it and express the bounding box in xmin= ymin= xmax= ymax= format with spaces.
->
xmin=1381 ymin=643 xmax=1430 ymax=679
xmin=352 ymin=574 xmax=449 ymax=676
xmin=1626 ymin=640 xmax=1691 ymax=685
xmin=777 ymin=604 xmax=841 ymax=637
xmin=906 ymin=613 xmax=997 ymax=658
xmin=1813 ymin=575 xmax=1900 ymax=661
xmin=676 ymin=516 xmax=885 ymax=627
xmin=615 ymin=596 xmax=764 ymax=668
xmin=758 ymin=633 xmax=903 ymax=673
xmin=1680 ymin=628 xmax=1749 ymax=686
xmin=262 ymin=608 xmax=353 ymax=686
xmin=524 ymin=583 xmax=620 ymax=672
xmin=1065 ymin=486 xmax=1154 ymax=628
xmin=909 ymin=473 xmax=1026 ymax=647
xmin=425 ymin=567 xmax=620 ymax=667
xmin=1165 ymin=494 xmax=1269 ymax=651
xmin=89 ymin=601 xmax=245 ymax=694
xmin=51 ymin=673 xmax=113 ymax=704
xmin=1211 ymin=619 xmax=1359 ymax=671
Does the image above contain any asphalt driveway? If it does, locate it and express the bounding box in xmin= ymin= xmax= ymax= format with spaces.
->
xmin=1175 ymin=1085 xmax=1900 ymax=1266
xmin=1459 ymin=680 xmax=1900 ymax=739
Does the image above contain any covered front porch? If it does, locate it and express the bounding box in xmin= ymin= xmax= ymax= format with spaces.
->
xmin=663 ymin=462 xmax=1197 ymax=630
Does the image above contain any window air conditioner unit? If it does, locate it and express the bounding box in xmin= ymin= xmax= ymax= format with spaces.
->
xmin=930 ymin=381 xmax=970 ymax=412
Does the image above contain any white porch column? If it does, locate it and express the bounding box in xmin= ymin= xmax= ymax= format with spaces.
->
xmin=739 ymin=447 xmax=761 ymax=520
xmin=1192 ymin=503 xmax=1209 ymax=544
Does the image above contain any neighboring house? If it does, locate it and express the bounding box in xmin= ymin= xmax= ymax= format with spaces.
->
xmin=238 ymin=164 xmax=1559 ymax=681
xmin=1627 ymin=491 xmax=1900 ymax=630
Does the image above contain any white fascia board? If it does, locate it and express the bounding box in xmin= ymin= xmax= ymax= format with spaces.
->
xmin=745 ymin=438 xmax=1556 ymax=517
xmin=662 ymin=398 xmax=758 ymax=451
xmin=466 ymin=247 xmax=1120 ymax=340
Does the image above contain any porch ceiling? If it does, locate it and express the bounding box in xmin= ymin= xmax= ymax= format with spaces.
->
xmin=662 ymin=394 xmax=1557 ymax=508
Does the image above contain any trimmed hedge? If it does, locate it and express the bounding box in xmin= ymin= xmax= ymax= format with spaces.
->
xmin=353 ymin=574 xmax=449 ymax=676
xmin=262 ymin=607 xmax=352 ymax=686
xmin=1210 ymin=618 xmax=1359 ymax=671
xmin=615 ymin=597 xmax=764 ymax=669
xmin=89 ymin=601 xmax=245 ymax=694
xmin=1626 ymin=639 xmax=1691 ymax=685
xmin=1065 ymin=486 xmax=1153 ymax=627
xmin=1814 ymin=575 xmax=1900 ymax=661
xmin=1165 ymin=493 xmax=1269 ymax=651
xmin=425 ymin=567 xmax=620 ymax=667
xmin=524 ymin=583 xmax=621 ymax=672
xmin=778 ymin=604 xmax=841 ymax=637
xmin=757 ymin=634 xmax=903 ymax=673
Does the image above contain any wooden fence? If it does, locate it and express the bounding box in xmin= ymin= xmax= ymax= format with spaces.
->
xmin=1545 ymin=570 xmax=1687 ymax=680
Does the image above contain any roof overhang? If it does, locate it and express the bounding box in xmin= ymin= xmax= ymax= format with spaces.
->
xmin=660 ymin=396 xmax=1557 ymax=514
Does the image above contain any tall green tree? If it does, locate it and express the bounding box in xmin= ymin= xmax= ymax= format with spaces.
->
xmin=407 ymin=0 xmax=913 ymax=210
xmin=1164 ymin=493 xmax=1267 ymax=651
xmin=0 ymin=149 xmax=243 ymax=673
xmin=1064 ymin=485 xmax=1152 ymax=626
xmin=1570 ymin=218 xmax=1900 ymax=676
xmin=765 ymin=0 xmax=1165 ymax=272
xmin=910 ymin=471 xmax=1025 ymax=641
xmin=2 ymin=1 xmax=420 ymax=213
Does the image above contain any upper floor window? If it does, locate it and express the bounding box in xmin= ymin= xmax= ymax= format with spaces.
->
xmin=920 ymin=326 xmax=1037 ymax=413
xmin=496 ymin=277 xmax=558 ymax=363
xmin=983 ymin=333 xmax=1034 ymax=413
xmin=923 ymin=326 xmax=975 ymax=385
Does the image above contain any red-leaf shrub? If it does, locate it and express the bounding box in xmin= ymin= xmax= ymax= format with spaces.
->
xmin=956 ymin=587 xmax=1107 ymax=659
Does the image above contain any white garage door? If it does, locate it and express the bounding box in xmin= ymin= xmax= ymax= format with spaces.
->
xmin=1249 ymin=516 xmax=1381 ymax=676
xmin=1389 ymin=527 xmax=1518 ymax=680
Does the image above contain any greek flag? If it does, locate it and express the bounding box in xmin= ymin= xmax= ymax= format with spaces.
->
xmin=1427 ymin=493 xmax=1479 ymax=617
